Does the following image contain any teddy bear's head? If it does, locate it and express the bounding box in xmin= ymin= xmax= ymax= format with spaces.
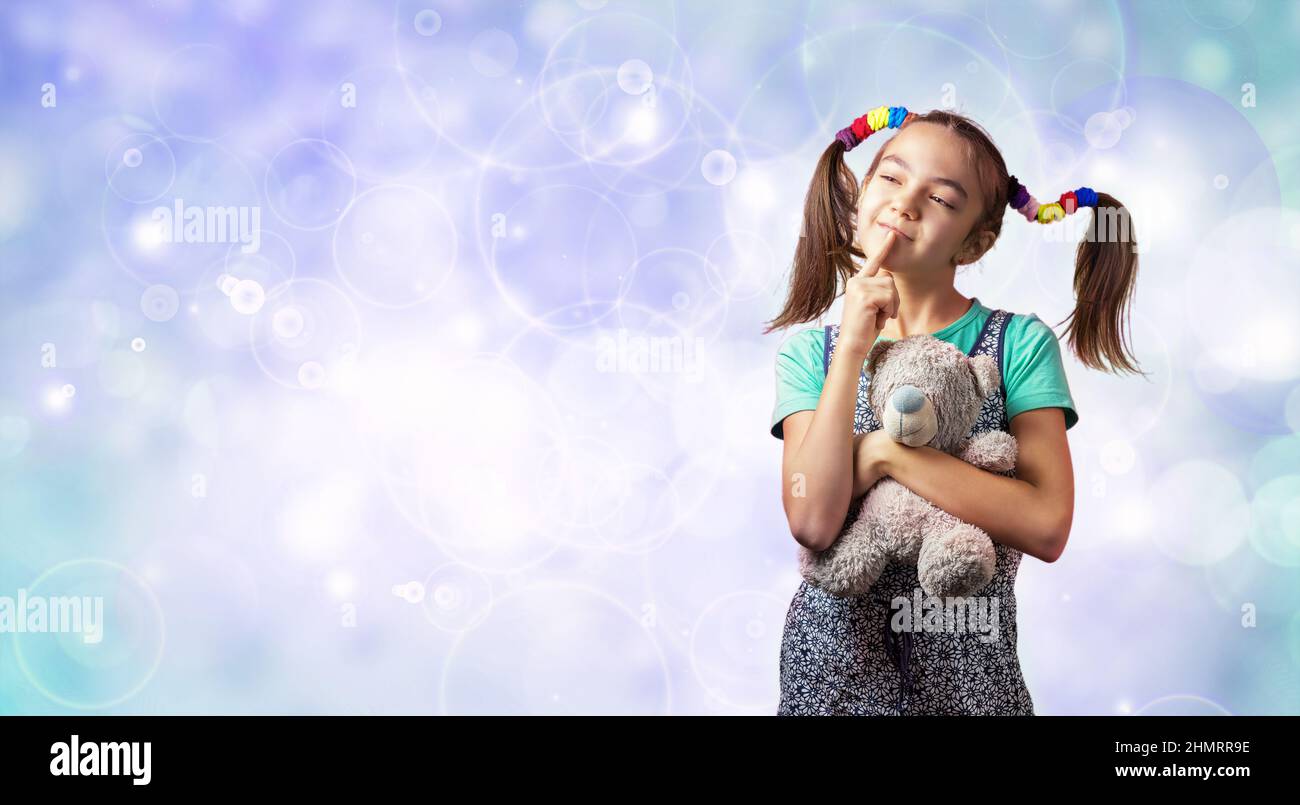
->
xmin=864 ymin=335 xmax=1001 ymax=453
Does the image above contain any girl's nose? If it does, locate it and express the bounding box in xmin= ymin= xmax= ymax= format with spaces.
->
xmin=890 ymin=385 xmax=926 ymax=414
xmin=890 ymin=208 xmax=918 ymax=227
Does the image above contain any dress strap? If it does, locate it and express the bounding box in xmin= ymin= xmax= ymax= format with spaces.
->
xmin=822 ymin=324 xmax=835 ymax=377
xmin=966 ymin=308 xmax=1001 ymax=356
xmin=967 ymin=309 xmax=1014 ymax=401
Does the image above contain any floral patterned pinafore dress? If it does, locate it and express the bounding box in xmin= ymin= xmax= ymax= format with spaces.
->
xmin=777 ymin=309 xmax=1035 ymax=716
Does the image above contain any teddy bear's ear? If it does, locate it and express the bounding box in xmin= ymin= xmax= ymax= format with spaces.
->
xmin=866 ymin=339 xmax=893 ymax=376
xmin=968 ymin=353 xmax=1001 ymax=399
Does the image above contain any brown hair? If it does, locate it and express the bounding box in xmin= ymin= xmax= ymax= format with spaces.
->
xmin=763 ymin=109 xmax=1144 ymax=376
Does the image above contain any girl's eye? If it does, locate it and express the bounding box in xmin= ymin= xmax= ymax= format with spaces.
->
xmin=879 ymin=175 xmax=954 ymax=210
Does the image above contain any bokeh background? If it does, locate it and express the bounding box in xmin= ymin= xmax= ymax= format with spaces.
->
xmin=0 ymin=0 xmax=1297 ymax=715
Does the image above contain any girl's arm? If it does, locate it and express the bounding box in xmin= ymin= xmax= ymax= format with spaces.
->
xmin=778 ymin=234 xmax=900 ymax=552
xmin=779 ymin=344 xmax=873 ymax=552
xmin=859 ymin=407 xmax=1075 ymax=563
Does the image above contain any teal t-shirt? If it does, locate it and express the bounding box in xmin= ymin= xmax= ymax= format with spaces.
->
xmin=770 ymin=296 xmax=1079 ymax=439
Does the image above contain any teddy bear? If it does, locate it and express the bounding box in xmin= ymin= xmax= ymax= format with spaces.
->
xmin=799 ymin=333 xmax=1018 ymax=599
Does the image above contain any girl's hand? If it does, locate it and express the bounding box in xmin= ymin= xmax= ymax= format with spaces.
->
xmin=853 ymin=429 xmax=901 ymax=498
xmin=838 ymin=229 xmax=900 ymax=360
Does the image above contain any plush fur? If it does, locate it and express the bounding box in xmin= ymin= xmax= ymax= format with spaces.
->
xmin=799 ymin=334 xmax=1018 ymax=599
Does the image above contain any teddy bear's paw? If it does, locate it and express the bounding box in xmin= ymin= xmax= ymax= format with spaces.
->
xmin=960 ymin=431 xmax=1018 ymax=473
xmin=863 ymin=480 xmax=932 ymax=562
xmin=917 ymin=523 xmax=997 ymax=598
xmin=804 ymin=566 xmax=873 ymax=598
xmin=797 ymin=502 xmax=894 ymax=596
xmin=799 ymin=539 xmax=840 ymax=587
xmin=830 ymin=539 xmax=890 ymax=596
xmin=800 ymin=542 xmax=845 ymax=590
xmin=797 ymin=544 xmax=824 ymax=584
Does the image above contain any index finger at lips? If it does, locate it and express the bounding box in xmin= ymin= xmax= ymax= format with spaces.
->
xmin=862 ymin=229 xmax=896 ymax=277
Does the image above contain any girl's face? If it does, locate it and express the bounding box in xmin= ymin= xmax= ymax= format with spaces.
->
xmin=855 ymin=122 xmax=989 ymax=274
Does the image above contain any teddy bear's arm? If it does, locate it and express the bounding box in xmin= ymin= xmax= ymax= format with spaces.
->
xmin=958 ymin=431 xmax=1018 ymax=473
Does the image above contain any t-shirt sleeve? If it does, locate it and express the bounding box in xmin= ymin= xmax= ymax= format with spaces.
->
xmin=1003 ymin=314 xmax=1079 ymax=430
xmin=770 ymin=328 xmax=826 ymax=440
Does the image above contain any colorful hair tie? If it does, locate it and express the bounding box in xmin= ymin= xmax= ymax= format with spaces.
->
xmin=1007 ymin=175 xmax=1100 ymax=224
xmin=835 ymin=105 xmax=918 ymax=152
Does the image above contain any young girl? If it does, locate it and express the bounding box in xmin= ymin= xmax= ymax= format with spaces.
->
xmin=764 ymin=105 xmax=1142 ymax=716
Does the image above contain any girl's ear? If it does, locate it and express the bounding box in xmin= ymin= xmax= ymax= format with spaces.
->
xmin=954 ymin=229 xmax=997 ymax=267
xmin=866 ymin=338 xmax=893 ymax=376
xmin=968 ymin=353 xmax=1000 ymax=398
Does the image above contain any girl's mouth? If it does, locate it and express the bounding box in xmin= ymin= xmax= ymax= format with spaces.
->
xmin=878 ymin=221 xmax=914 ymax=241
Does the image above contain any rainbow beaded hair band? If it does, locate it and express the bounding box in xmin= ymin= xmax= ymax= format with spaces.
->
xmin=835 ymin=104 xmax=1102 ymax=224
xmin=834 ymin=104 xmax=916 ymax=151
xmin=1006 ymin=175 xmax=1100 ymax=224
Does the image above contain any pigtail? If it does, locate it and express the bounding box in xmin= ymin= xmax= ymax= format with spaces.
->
xmin=1006 ymin=177 xmax=1146 ymax=376
xmin=762 ymin=140 xmax=862 ymax=334
xmin=763 ymin=106 xmax=916 ymax=335
xmin=1062 ymin=192 xmax=1145 ymax=376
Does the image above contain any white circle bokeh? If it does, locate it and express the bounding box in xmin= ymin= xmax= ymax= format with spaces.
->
xmin=469 ymin=28 xmax=519 ymax=78
xmin=1146 ymin=459 xmax=1250 ymax=565
xmin=103 ymin=132 xmax=175 ymax=203
xmin=249 ymin=278 xmax=364 ymax=391
xmin=265 ymin=138 xmax=358 ymax=231
xmin=140 ymin=285 xmax=180 ymax=323
xmin=421 ymin=563 xmax=494 ymax=633
xmin=13 ymin=559 xmax=165 ymax=710
xmin=701 ymin=149 xmax=737 ymax=186
xmin=617 ymin=59 xmax=654 ymax=95
xmin=487 ymin=183 xmax=637 ymax=331
xmin=413 ymin=9 xmax=442 ymax=36
xmin=332 ymin=184 xmax=458 ymax=308
xmin=689 ymin=590 xmax=789 ymax=711
xmin=1132 ymin=694 xmax=1232 ymax=716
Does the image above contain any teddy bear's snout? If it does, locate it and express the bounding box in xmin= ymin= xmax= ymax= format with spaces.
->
xmin=890 ymin=385 xmax=926 ymax=414
xmin=885 ymin=384 xmax=939 ymax=447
